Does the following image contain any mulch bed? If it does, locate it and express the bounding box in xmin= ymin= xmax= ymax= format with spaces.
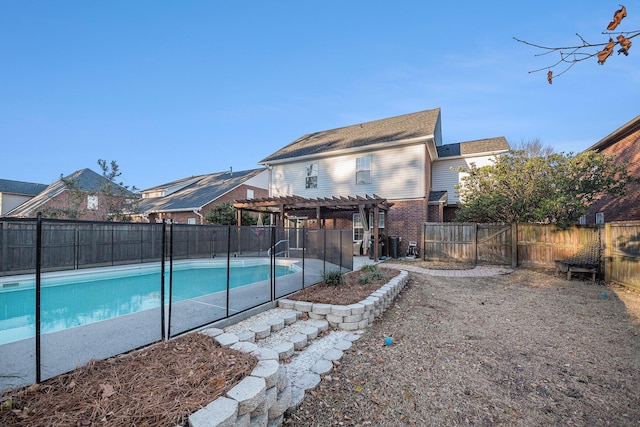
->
xmin=286 ymin=266 xmax=400 ymax=305
xmin=0 ymin=333 xmax=257 ymax=426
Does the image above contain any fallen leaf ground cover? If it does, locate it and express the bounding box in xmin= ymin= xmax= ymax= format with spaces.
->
xmin=286 ymin=268 xmax=640 ymax=426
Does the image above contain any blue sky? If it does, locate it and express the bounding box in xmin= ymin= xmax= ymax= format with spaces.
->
xmin=2 ymin=1 xmax=638 ymax=190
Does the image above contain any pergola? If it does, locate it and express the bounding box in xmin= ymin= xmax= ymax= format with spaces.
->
xmin=233 ymin=194 xmax=393 ymax=260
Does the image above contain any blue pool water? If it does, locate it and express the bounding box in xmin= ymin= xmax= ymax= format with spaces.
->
xmin=0 ymin=260 xmax=296 ymax=345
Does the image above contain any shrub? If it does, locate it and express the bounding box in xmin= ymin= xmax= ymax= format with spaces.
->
xmin=361 ymin=264 xmax=378 ymax=273
xmin=358 ymin=275 xmax=372 ymax=284
xmin=370 ymin=269 xmax=387 ymax=280
xmin=323 ymin=270 xmax=344 ymax=286
xmin=357 ymin=264 xmax=388 ymax=284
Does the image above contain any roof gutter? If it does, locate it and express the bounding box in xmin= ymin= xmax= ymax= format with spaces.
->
xmin=432 ymin=148 xmax=510 ymax=162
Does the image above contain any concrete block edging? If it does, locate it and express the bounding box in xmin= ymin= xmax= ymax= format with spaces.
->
xmin=189 ymin=270 xmax=408 ymax=427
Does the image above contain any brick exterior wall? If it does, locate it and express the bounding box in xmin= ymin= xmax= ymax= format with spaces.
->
xmin=34 ymin=190 xmax=129 ymax=221
xmin=584 ymin=126 xmax=640 ymax=223
xmin=427 ymin=204 xmax=443 ymax=222
xmin=443 ymin=206 xmax=459 ymax=222
xmin=386 ymin=200 xmax=428 ymax=249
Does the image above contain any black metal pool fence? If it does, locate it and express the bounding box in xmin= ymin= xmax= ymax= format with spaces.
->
xmin=0 ymin=216 xmax=352 ymax=391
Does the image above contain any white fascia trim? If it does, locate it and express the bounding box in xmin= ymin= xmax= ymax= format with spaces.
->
xmin=260 ymin=135 xmax=435 ymax=166
xmin=432 ymin=149 xmax=510 ymax=162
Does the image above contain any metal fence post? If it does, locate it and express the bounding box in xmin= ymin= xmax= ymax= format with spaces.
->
xmin=74 ymin=226 xmax=79 ymax=270
xmin=35 ymin=212 xmax=42 ymax=383
xmin=226 ymin=225 xmax=231 ymax=318
xmin=160 ymin=220 xmax=167 ymax=340
xmin=302 ymin=230 xmax=306 ymax=289
xmin=271 ymin=227 xmax=276 ymax=301
xmin=167 ymin=220 xmax=174 ymax=338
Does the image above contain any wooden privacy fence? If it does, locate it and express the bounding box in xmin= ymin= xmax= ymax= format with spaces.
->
xmin=422 ymin=221 xmax=640 ymax=290
xmin=605 ymin=221 xmax=640 ymax=289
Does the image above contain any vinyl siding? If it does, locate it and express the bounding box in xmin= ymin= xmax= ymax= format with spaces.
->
xmin=0 ymin=193 xmax=33 ymax=215
xmin=431 ymin=155 xmax=497 ymax=204
xmin=270 ymin=144 xmax=426 ymax=200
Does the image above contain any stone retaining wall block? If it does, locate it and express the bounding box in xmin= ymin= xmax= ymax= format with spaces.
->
xmin=226 ymin=376 xmax=266 ymax=415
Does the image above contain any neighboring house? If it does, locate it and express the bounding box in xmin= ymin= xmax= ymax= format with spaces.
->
xmin=0 ymin=179 xmax=47 ymax=216
xmin=4 ymin=168 xmax=136 ymax=221
xmin=257 ymin=108 xmax=509 ymax=247
xmin=583 ymin=115 xmax=640 ymax=224
xmin=137 ymin=168 xmax=268 ymax=224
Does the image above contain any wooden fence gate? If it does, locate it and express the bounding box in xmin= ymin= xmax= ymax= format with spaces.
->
xmin=422 ymin=223 xmax=514 ymax=266
xmin=477 ymin=224 xmax=513 ymax=265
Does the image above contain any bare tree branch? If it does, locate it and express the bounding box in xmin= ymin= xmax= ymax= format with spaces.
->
xmin=514 ymin=5 xmax=639 ymax=83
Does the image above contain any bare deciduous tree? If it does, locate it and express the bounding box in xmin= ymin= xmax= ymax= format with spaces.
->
xmin=514 ymin=138 xmax=555 ymax=158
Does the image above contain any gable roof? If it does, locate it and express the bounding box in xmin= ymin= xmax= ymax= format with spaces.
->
xmin=435 ymin=137 xmax=510 ymax=159
xmin=0 ymin=179 xmax=48 ymax=196
xmin=260 ymin=108 xmax=441 ymax=164
xmin=5 ymin=169 xmax=134 ymax=217
xmin=139 ymin=168 xmax=266 ymax=213
xmin=428 ymin=190 xmax=448 ymax=204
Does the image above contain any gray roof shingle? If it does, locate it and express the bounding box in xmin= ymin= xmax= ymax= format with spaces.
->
xmin=139 ymin=168 xmax=265 ymax=213
xmin=428 ymin=191 xmax=448 ymax=204
xmin=260 ymin=108 xmax=441 ymax=163
xmin=0 ymin=179 xmax=47 ymax=196
xmin=436 ymin=137 xmax=510 ymax=158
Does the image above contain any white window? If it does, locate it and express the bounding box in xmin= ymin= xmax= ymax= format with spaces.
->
xmin=187 ymin=218 xmax=196 ymax=225
xmin=352 ymin=212 xmax=385 ymax=240
xmin=579 ymin=215 xmax=586 ymax=225
xmin=247 ymin=189 xmax=254 ymax=199
xmin=356 ymin=156 xmax=371 ymax=185
xmin=87 ymin=195 xmax=98 ymax=210
xmin=306 ymin=163 xmax=318 ymax=189
xmin=595 ymin=212 xmax=605 ymax=224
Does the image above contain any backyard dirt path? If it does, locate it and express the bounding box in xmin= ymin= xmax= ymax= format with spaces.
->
xmin=286 ymin=268 xmax=640 ymax=426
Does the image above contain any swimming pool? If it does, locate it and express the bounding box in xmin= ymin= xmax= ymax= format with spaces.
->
xmin=0 ymin=258 xmax=299 ymax=345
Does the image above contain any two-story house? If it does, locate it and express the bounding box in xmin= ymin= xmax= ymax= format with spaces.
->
xmin=246 ymin=108 xmax=509 ymax=256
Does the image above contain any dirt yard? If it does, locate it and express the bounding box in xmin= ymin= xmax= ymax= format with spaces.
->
xmin=286 ymin=266 xmax=640 ymax=426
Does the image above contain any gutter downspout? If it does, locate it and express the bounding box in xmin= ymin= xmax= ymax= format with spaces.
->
xmin=193 ymin=209 xmax=204 ymax=225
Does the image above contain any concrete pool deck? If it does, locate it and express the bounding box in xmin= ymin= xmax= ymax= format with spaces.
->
xmin=0 ymin=257 xmax=342 ymax=392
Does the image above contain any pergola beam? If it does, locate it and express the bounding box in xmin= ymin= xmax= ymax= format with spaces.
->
xmin=233 ymin=194 xmax=393 ymax=214
xmin=233 ymin=194 xmax=393 ymax=261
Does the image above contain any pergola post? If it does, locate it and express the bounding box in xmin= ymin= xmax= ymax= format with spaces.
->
xmin=231 ymin=195 xmax=393 ymax=261
xmin=236 ymin=209 xmax=242 ymax=254
xmin=372 ymin=205 xmax=380 ymax=261
xmin=316 ymin=206 xmax=321 ymax=229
